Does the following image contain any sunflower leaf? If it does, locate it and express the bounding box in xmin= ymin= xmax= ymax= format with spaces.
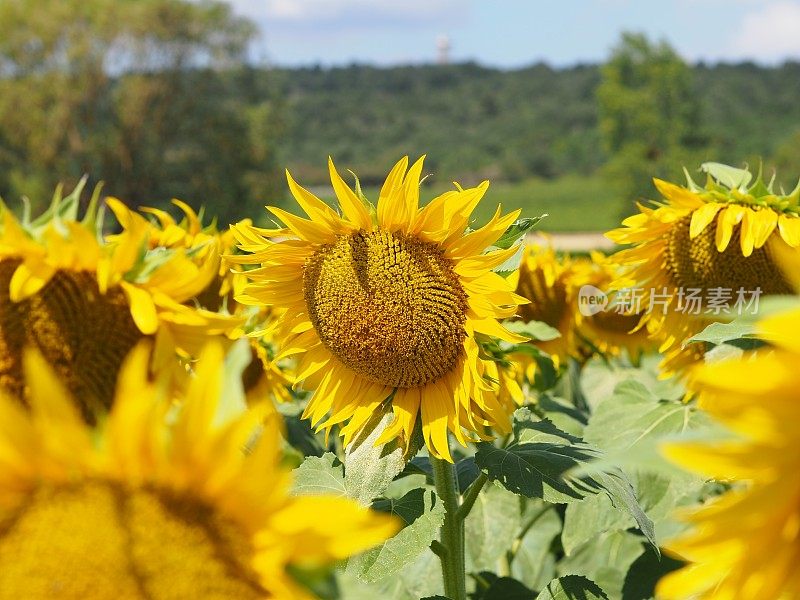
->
xmin=347 ymin=488 xmax=445 ymax=583
xmin=687 ymin=320 xmax=763 ymax=350
xmin=291 ymin=452 xmax=347 ymax=497
xmin=472 ymin=574 xmax=537 ymax=600
xmin=535 ymin=575 xmax=608 ymax=600
xmin=465 ymin=484 xmax=522 ymax=572
xmin=701 ymin=162 xmax=752 ymax=190
xmin=510 ymin=502 xmax=562 ymax=590
xmin=494 ymin=216 xmax=547 ymax=250
xmin=503 ymin=320 xmax=561 ymax=341
xmin=475 ymin=413 xmax=657 ymax=552
xmin=344 ymin=410 xmax=408 ymax=506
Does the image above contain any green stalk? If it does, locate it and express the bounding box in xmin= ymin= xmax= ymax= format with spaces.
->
xmin=431 ymin=456 xmax=467 ymax=600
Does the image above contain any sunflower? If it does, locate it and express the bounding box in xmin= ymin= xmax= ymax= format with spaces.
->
xmin=0 ymin=341 xmax=398 ymax=599
xmin=572 ymin=252 xmax=656 ymax=361
xmin=606 ymin=163 xmax=800 ymax=375
xmin=656 ymin=307 xmax=800 ymax=600
xmin=230 ymin=156 xmax=528 ymax=461
xmin=136 ymin=199 xmax=250 ymax=311
xmin=508 ymin=243 xmax=583 ymax=368
xmin=0 ymin=181 xmax=243 ymax=421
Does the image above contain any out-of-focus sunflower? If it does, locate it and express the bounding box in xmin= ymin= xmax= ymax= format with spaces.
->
xmin=508 ymin=244 xmax=582 ymax=368
xmin=135 ymin=199 xmax=250 ymax=311
xmin=230 ymin=156 xmax=528 ymax=461
xmin=0 ymin=181 xmax=243 ymax=421
xmin=0 ymin=342 xmax=398 ymax=599
xmin=656 ymin=307 xmax=800 ymax=600
xmin=606 ymin=163 xmax=800 ymax=375
xmin=573 ymin=252 xmax=656 ymax=361
xmin=131 ymin=200 xmax=297 ymax=406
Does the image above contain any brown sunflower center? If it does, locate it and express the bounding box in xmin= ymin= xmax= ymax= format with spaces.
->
xmin=0 ymin=481 xmax=264 ymax=599
xmin=303 ymin=230 xmax=468 ymax=388
xmin=588 ymin=309 xmax=643 ymax=334
xmin=665 ymin=215 xmax=792 ymax=296
xmin=0 ymin=259 xmax=144 ymax=422
xmin=515 ymin=265 xmax=569 ymax=329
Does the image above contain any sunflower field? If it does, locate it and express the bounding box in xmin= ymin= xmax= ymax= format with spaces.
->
xmin=0 ymin=157 xmax=798 ymax=600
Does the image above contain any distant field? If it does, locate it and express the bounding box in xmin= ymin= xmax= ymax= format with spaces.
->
xmin=468 ymin=174 xmax=629 ymax=232
xmin=268 ymin=173 xmax=631 ymax=233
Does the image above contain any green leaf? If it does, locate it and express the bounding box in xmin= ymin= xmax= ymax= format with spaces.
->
xmin=590 ymin=470 xmax=657 ymax=553
xmin=504 ymin=320 xmax=562 ymax=341
xmin=700 ymin=161 xmax=752 ymax=190
xmin=511 ymin=502 xmax=561 ymax=591
xmin=687 ymin=320 xmax=763 ymax=350
xmin=582 ymin=380 xmax=710 ymax=478
xmin=535 ymin=575 xmax=609 ymax=600
xmin=475 ymin=442 xmax=596 ymax=504
xmin=537 ymin=395 xmax=587 ymax=438
xmin=487 ymin=242 xmax=525 ymax=277
xmin=479 ymin=576 xmax=537 ymax=600
xmin=214 ymin=338 xmax=252 ymax=426
xmin=562 ymin=489 xmax=633 ymax=556
xmin=465 ymin=484 xmax=522 ymax=571
xmin=347 ymin=488 xmax=445 ymax=583
xmin=556 ymin=532 xmax=640 ymax=599
xmin=291 ymin=452 xmax=347 ymax=497
xmin=337 ymin=549 xmax=444 ymax=599
xmin=371 ymin=487 xmax=436 ymax=526
xmin=579 ymin=356 xmax=684 ymax=408
xmin=344 ymin=410 xmax=408 ymax=506
xmin=513 ymin=408 xmax=582 ymax=445
xmin=478 ymin=413 xmax=656 ymax=551
xmin=621 ymin=545 xmax=683 ymax=600
xmin=494 ymin=216 xmax=547 ymax=249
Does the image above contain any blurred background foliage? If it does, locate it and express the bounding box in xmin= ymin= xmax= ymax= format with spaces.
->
xmin=2 ymin=0 xmax=800 ymax=228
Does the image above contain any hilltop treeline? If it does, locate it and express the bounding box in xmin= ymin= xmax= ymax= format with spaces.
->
xmin=271 ymin=60 xmax=800 ymax=188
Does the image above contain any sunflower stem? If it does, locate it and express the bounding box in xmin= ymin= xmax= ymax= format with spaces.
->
xmin=431 ymin=456 xmax=467 ymax=600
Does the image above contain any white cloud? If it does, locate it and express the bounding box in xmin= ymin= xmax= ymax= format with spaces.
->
xmin=730 ymin=1 xmax=800 ymax=61
xmin=226 ymin=0 xmax=462 ymax=24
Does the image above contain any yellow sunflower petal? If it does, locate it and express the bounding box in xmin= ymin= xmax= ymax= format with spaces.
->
xmin=689 ymin=202 xmax=723 ymax=239
xmin=8 ymin=260 xmax=56 ymax=302
xmin=749 ymin=208 xmax=778 ymax=249
xmin=120 ymin=281 xmax=159 ymax=335
xmin=715 ymin=205 xmax=746 ymax=252
xmin=328 ymin=157 xmax=372 ymax=230
xmin=778 ymin=213 xmax=800 ymax=247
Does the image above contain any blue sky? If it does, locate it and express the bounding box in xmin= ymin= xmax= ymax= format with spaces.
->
xmin=224 ymin=0 xmax=800 ymax=67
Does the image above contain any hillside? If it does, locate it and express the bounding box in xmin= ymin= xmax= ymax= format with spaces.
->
xmin=268 ymin=61 xmax=800 ymax=187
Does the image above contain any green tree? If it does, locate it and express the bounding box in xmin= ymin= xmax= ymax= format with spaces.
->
xmin=597 ymin=32 xmax=707 ymax=205
xmin=0 ymin=0 xmax=282 ymax=223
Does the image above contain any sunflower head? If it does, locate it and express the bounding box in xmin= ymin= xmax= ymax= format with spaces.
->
xmin=135 ymin=199 xmax=251 ymax=310
xmin=606 ymin=162 xmax=800 ymax=373
xmin=573 ymin=252 xmax=656 ymax=361
xmin=0 ymin=181 xmax=243 ymax=422
xmin=0 ymin=341 xmax=398 ymax=599
xmin=508 ymin=243 xmax=582 ymax=367
xmin=231 ymin=156 xmax=529 ymax=461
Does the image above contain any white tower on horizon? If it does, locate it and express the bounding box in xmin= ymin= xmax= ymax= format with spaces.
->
xmin=436 ymin=34 xmax=451 ymax=65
